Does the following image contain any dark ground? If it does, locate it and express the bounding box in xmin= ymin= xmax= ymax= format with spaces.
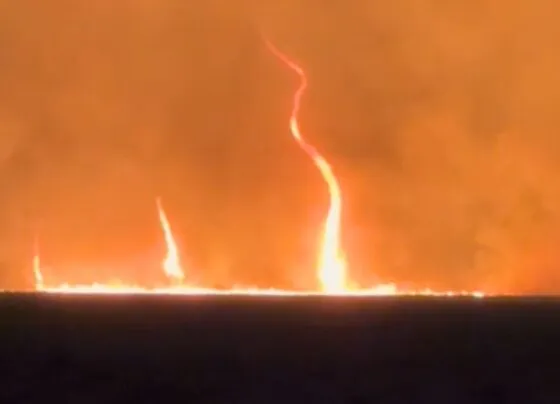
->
xmin=0 ymin=294 xmax=559 ymax=403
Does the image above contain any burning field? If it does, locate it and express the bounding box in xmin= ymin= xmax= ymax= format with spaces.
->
xmin=28 ymin=37 xmax=486 ymax=299
xmin=3 ymin=3 xmax=560 ymax=402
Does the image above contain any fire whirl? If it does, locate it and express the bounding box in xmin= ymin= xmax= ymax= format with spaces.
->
xmin=263 ymin=39 xmax=346 ymax=294
xmin=33 ymin=235 xmax=43 ymax=290
xmin=31 ymin=38 xmax=486 ymax=299
xmin=156 ymin=197 xmax=184 ymax=283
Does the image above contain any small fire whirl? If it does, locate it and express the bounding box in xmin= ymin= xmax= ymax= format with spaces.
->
xmin=156 ymin=197 xmax=184 ymax=283
xmin=31 ymin=39 xmax=486 ymax=299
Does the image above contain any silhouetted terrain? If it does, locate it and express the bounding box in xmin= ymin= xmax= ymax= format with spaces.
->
xmin=0 ymin=294 xmax=559 ymax=403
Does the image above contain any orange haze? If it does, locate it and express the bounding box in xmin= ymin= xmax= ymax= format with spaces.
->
xmin=0 ymin=1 xmax=558 ymax=294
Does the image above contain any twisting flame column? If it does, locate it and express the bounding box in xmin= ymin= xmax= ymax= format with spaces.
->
xmin=33 ymin=235 xmax=43 ymax=291
xmin=156 ymin=198 xmax=185 ymax=284
xmin=264 ymin=39 xmax=347 ymax=293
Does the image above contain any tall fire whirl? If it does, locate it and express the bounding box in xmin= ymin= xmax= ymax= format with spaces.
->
xmin=264 ymin=39 xmax=347 ymax=293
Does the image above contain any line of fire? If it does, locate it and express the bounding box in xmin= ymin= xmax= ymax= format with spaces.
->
xmin=29 ymin=39 xmax=485 ymax=298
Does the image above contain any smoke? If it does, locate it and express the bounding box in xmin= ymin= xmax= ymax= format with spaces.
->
xmin=1 ymin=0 xmax=559 ymax=292
xmin=257 ymin=0 xmax=560 ymax=292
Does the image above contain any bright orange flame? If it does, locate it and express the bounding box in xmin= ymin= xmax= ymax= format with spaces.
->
xmin=33 ymin=236 xmax=43 ymax=290
xmin=30 ymin=238 xmax=487 ymax=297
xmin=156 ymin=197 xmax=184 ymax=283
xmin=264 ymin=39 xmax=347 ymax=293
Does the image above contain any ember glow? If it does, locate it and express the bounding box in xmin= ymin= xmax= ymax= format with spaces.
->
xmin=30 ymin=39 xmax=487 ymax=299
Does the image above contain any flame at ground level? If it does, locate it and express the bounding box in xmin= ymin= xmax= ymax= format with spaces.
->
xmin=30 ymin=199 xmax=487 ymax=298
xmin=33 ymin=281 xmax=485 ymax=298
